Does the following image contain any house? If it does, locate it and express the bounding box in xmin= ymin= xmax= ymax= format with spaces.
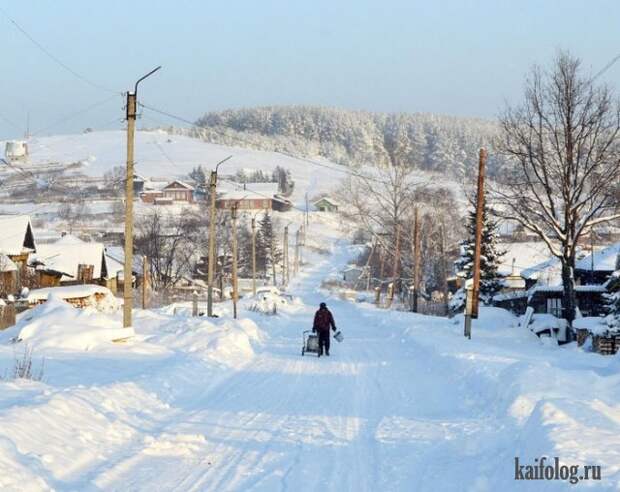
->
xmin=140 ymin=190 xmax=165 ymax=203
xmin=31 ymin=236 xmax=113 ymax=288
xmin=162 ymin=180 xmax=194 ymax=203
xmin=0 ymin=215 xmax=37 ymax=269
xmin=0 ymin=254 xmax=18 ymax=296
xmin=104 ymin=246 xmax=144 ymax=292
xmin=0 ymin=215 xmax=37 ymax=293
xmin=314 ymin=197 xmax=339 ymax=213
xmin=216 ymin=182 xmax=280 ymax=211
xmin=5 ymin=140 xmax=28 ymax=162
xmin=574 ymin=243 xmax=620 ymax=285
xmin=272 ymin=195 xmax=293 ymax=212
xmin=133 ymin=174 xmax=147 ymax=195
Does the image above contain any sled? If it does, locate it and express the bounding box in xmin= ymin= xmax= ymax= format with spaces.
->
xmin=301 ymin=330 xmax=320 ymax=356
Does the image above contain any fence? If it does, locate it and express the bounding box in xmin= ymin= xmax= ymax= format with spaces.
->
xmin=0 ymin=303 xmax=16 ymax=330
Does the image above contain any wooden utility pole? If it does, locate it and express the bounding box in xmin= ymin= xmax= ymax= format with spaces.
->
xmin=283 ymin=225 xmax=289 ymax=286
xmin=142 ymin=255 xmax=148 ymax=309
xmin=294 ymin=228 xmax=300 ymax=275
xmin=465 ymin=148 xmax=487 ymax=339
xmin=231 ymin=202 xmax=239 ymax=319
xmin=123 ymin=66 xmax=160 ymax=329
xmin=413 ymin=208 xmax=421 ymax=313
xmin=439 ymin=221 xmax=449 ymax=308
xmin=391 ymin=224 xmax=401 ymax=297
xmin=251 ymin=217 xmax=257 ymax=296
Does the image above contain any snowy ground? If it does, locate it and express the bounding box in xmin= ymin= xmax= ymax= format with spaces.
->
xmin=0 ymin=225 xmax=619 ymax=490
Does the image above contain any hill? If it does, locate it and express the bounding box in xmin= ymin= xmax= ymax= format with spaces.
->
xmin=189 ymin=106 xmax=503 ymax=178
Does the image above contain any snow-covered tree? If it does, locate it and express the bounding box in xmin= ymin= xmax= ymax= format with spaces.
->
xmin=450 ymin=197 xmax=505 ymax=312
xmin=257 ymin=214 xmax=281 ymax=284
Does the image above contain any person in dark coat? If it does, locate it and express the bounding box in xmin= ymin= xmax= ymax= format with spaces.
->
xmin=313 ymin=302 xmax=337 ymax=357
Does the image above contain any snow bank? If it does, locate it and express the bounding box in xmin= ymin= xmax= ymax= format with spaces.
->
xmin=13 ymin=295 xmax=132 ymax=351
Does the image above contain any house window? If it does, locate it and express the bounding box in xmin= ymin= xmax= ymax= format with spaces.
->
xmin=546 ymin=297 xmax=562 ymax=317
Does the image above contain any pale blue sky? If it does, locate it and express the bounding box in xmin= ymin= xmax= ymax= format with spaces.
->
xmin=1 ymin=0 xmax=619 ymax=139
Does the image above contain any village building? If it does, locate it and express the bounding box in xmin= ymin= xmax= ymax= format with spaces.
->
xmin=215 ymin=182 xmax=292 ymax=211
xmin=162 ymin=180 xmax=194 ymax=203
xmin=0 ymin=215 xmax=37 ymax=295
xmin=31 ymin=235 xmax=114 ymax=289
xmin=313 ymin=197 xmax=339 ymax=213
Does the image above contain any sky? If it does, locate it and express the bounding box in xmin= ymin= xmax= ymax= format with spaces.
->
xmin=1 ymin=0 xmax=620 ymax=139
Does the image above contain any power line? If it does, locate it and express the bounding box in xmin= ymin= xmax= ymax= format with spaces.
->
xmin=0 ymin=6 xmax=120 ymax=95
xmin=31 ymin=94 xmax=121 ymax=136
xmin=591 ymin=52 xmax=620 ymax=82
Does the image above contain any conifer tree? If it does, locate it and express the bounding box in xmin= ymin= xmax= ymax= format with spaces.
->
xmin=257 ymin=214 xmax=282 ymax=283
xmin=450 ymin=197 xmax=505 ymax=312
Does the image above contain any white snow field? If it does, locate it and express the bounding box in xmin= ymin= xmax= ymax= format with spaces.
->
xmin=1 ymin=230 xmax=620 ymax=490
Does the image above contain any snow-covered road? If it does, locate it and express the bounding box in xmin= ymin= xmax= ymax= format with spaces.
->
xmin=1 ymin=242 xmax=620 ymax=491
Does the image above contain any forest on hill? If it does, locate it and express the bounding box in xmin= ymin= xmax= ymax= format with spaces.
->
xmin=173 ymin=106 xmax=505 ymax=178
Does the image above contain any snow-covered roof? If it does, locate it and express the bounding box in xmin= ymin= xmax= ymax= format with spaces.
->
xmin=105 ymin=246 xmax=144 ymax=275
xmin=0 ymin=215 xmax=35 ymax=256
xmin=521 ymin=256 xmax=562 ymax=285
xmin=217 ymin=182 xmax=278 ymax=201
xmin=314 ymin=197 xmax=340 ymax=207
xmin=576 ymin=243 xmax=620 ymax=272
xmin=34 ymin=241 xmax=105 ymax=280
xmin=26 ymin=284 xmax=111 ymax=302
xmin=163 ymin=180 xmax=194 ymax=191
xmin=497 ymin=241 xmax=555 ymax=277
xmin=0 ymin=254 xmax=17 ymax=273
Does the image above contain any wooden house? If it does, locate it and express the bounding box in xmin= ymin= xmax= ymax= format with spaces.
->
xmin=314 ymin=197 xmax=339 ymax=213
xmin=31 ymin=236 xmax=115 ymax=289
xmin=0 ymin=254 xmax=18 ymax=296
xmin=574 ymin=243 xmax=620 ymax=285
xmin=162 ymin=180 xmax=194 ymax=203
xmin=0 ymin=215 xmax=37 ymax=269
xmin=216 ymin=182 xmax=280 ymax=211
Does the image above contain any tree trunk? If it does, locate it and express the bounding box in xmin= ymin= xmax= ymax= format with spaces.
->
xmin=561 ymin=260 xmax=576 ymax=325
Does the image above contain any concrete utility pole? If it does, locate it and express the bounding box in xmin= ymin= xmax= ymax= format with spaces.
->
xmin=123 ymin=66 xmax=160 ymax=328
xmin=251 ymin=217 xmax=257 ymax=296
xmin=207 ymin=156 xmax=232 ymax=317
xmin=413 ymin=208 xmax=421 ymax=313
xmin=231 ymin=202 xmax=239 ymax=319
xmin=142 ymin=255 xmax=148 ymax=309
xmin=465 ymin=148 xmax=487 ymax=339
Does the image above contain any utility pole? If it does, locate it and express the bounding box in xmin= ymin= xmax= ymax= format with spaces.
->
xmin=231 ymin=202 xmax=239 ymax=319
xmin=294 ymin=228 xmax=300 ymax=275
xmin=283 ymin=225 xmax=289 ymax=286
xmin=439 ymin=220 xmax=449 ymax=311
xmin=305 ymin=193 xmax=309 ymax=227
xmin=251 ymin=217 xmax=257 ymax=296
xmin=391 ymin=223 xmax=401 ymax=298
xmin=465 ymin=148 xmax=487 ymax=339
xmin=413 ymin=208 xmax=421 ymax=313
xmin=123 ymin=66 xmax=160 ymax=329
xmin=298 ymin=224 xmax=304 ymax=268
xmin=207 ymin=156 xmax=232 ymax=317
xmin=142 ymin=255 xmax=148 ymax=309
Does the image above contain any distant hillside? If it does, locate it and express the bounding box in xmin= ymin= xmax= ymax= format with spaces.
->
xmin=180 ymin=106 xmax=502 ymax=178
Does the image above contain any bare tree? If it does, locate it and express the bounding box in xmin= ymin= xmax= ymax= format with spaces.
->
xmin=494 ymin=51 xmax=620 ymax=323
xmin=340 ymin=164 xmax=421 ymax=293
xmin=134 ymin=209 xmax=200 ymax=291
